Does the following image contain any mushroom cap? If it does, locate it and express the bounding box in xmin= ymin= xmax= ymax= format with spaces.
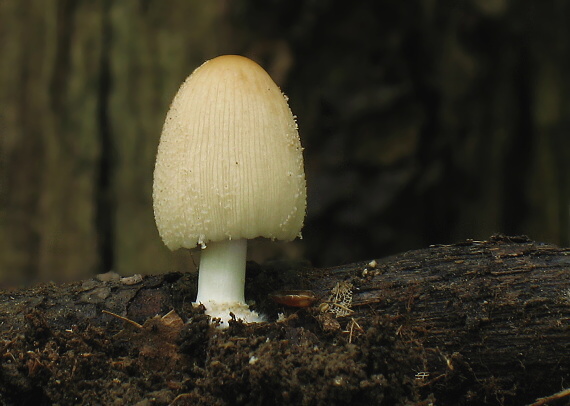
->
xmin=153 ymin=55 xmax=306 ymax=250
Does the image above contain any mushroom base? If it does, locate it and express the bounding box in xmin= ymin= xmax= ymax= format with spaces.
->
xmin=194 ymin=239 xmax=264 ymax=326
xmin=196 ymin=300 xmax=264 ymax=326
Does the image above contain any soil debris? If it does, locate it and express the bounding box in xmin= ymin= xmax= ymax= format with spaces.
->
xmin=0 ymin=305 xmax=424 ymax=405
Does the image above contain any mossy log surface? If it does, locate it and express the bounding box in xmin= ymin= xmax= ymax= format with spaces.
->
xmin=0 ymin=235 xmax=568 ymax=405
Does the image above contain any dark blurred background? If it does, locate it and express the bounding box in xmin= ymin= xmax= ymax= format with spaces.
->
xmin=0 ymin=0 xmax=568 ymax=282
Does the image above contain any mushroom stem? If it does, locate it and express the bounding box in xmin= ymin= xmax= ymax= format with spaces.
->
xmin=195 ymin=239 xmax=248 ymax=304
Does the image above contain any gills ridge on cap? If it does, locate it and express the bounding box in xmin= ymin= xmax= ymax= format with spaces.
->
xmin=152 ymin=55 xmax=307 ymax=250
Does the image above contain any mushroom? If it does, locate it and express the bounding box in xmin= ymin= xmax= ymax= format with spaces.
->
xmin=152 ymin=55 xmax=306 ymax=325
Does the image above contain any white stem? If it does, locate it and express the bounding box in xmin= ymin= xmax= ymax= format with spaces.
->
xmin=195 ymin=239 xmax=247 ymax=304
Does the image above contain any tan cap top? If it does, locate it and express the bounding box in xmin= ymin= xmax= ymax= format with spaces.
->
xmin=153 ymin=55 xmax=306 ymax=250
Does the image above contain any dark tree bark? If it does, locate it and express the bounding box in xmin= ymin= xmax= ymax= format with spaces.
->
xmin=0 ymin=235 xmax=568 ymax=405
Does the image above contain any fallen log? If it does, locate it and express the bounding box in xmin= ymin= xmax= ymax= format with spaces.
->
xmin=0 ymin=235 xmax=568 ymax=405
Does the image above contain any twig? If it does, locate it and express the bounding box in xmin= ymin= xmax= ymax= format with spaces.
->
xmin=102 ymin=310 xmax=143 ymax=329
xmin=527 ymin=387 xmax=570 ymax=406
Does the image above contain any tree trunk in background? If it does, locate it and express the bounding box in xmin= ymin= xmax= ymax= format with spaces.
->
xmin=0 ymin=1 xmax=228 ymax=281
xmin=0 ymin=1 xmax=569 ymax=282
xmin=0 ymin=1 xmax=104 ymax=281
xmin=261 ymin=0 xmax=570 ymax=265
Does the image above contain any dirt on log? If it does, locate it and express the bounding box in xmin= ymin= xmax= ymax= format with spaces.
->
xmin=0 ymin=235 xmax=568 ymax=405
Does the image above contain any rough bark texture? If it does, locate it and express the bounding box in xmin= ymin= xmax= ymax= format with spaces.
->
xmin=0 ymin=235 xmax=568 ymax=405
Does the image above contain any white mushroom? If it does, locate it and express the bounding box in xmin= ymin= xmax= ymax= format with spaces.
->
xmin=153 ymin=55 xmax=306 ymax=325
